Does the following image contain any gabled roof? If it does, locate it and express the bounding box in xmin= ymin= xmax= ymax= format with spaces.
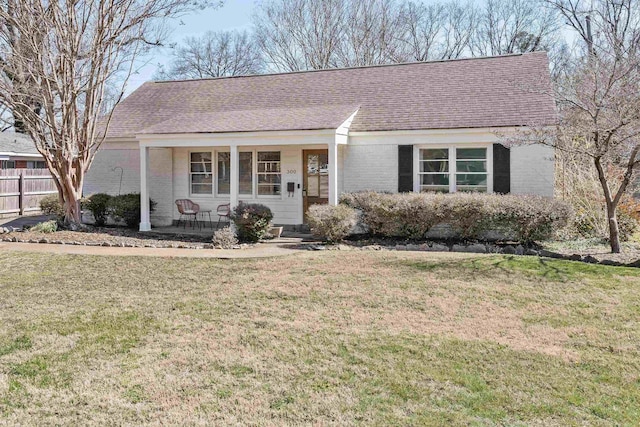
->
xmin=107 ymin=51 xmax=556 ymax=138
xmin=0 ymin=132 xmax=39 ymax=156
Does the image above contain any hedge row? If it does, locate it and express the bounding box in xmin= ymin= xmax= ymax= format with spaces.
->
xmin=41 ymin=193 xmax=157 ymax=228
xmin=339 ymin=191 xmax=572 ymax=243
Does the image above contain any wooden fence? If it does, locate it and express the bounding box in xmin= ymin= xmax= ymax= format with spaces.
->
xmin=0 ymin=169 xmax=57 ymax=216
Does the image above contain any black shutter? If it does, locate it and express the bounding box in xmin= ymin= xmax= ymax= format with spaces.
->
xmin=398 ymin=145 xmax=414 ymax=192
xmin=493 ymin=143 xmax=510 ymax=194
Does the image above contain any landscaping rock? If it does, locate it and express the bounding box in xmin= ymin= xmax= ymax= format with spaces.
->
xmin=600 ymin=259 xmax=623 ymax=266
xmin=309 ymin=244 xmax=327 ymax=251
xmin=539 ymin=249 xmax=563 ymax=259
xmin=502 ymin=245 xmax=516 ymax=255
xmin=567 ymin=254 xmax=582 ymax=261
xmin=625 ymin=259 xmax=640 ymax=268
xmin=525 ymin=248 xmax=539 ymax=256
xmin=582 ymin=255 xmax=599 ymax=264
xmin=453 ymin=244 xmax=487 ymax=254
xmin=395 ymin=244 xmax=407 ymax=251
xmin=515 ymin=245 xmax=525 ymax=255
xmin=38 ymin=238 xmax=48 ymax=244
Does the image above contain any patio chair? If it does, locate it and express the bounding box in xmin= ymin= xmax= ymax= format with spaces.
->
xmin=216 ymin=203 xmax=231 ymax=229
xmin=175 ymin=199 xmax=200 ymax=229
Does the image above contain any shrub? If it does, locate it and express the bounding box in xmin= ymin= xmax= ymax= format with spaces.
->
xmin=212 ymin=226 xmax=239 ymax=248
xmin=40 ymin=194 xmax=64 ymax=219
xmin=110 ymin=193 xmax=156 ymax=228
xmin=30 ymin=220 xmax=58 ymax=233
xmin=341 ymin=191 xmax=572 ymax=243
xmin=231 ymin=202 xmax=273 ymax=242
xmin=307 ymin=204 xmax=358 ymax=242
xmin=81 ymin=193 xmax=112 ymax=226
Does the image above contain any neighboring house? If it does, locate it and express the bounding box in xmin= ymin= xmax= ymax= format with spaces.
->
xmin=0 ymin=132 xmax=46 ymax=170
xmin=85 ymin=52 xmax=556 ymax=230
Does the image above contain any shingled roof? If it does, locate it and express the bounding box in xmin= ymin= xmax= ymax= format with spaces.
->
xmin=0 ymin=132 xmax=39 ymax=155
xmin=107 ymin=52 xmax=556 ymax=138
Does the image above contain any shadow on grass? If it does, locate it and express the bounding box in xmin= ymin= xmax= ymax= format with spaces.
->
xmin=396 ymin=254 xmax=636 ymax=283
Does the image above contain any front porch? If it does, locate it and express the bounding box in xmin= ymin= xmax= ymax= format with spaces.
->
xmin=138 ymin=129 xmax=350 ymax=232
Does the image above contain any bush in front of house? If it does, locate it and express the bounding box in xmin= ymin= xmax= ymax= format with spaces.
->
xmin=81 ymin=193 xmax=113 ymax=226
xmin=341 ymin=191 xmax=572 ymax=244
xmin=231 ymin=202 xmax=273 ymax=242
xmin=307 ymin=204 xmax=359 ymax=243
xmin=39 ymin=194 xmax=64 ymax=219
xmin=212 ymin=226 xmax=239 ymax=248
xmin=110 ymin=193 xmax=157 ymax=229
xmin=30 ymin=220 xmax=58 ymax=233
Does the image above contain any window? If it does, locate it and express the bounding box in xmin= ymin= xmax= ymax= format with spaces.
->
xmin=26 ymin=161 xmax=46 ymax=169
xmin=217 ymin=152 xmax=253 ymax=195
xmin=257 ymin=151 xmax=281 ymax=196
xmin=456 ymin=148 xmax=487 ymax=192
xmin=418 ymin=148 xmax=450 ymax=192
xmin=239 ymin=152 xmax=253 ymax=195
xmin=217 ymin=152 xmax=230 ymax=195
xmin=0 ymin=160 xmax=16 ymax=169
xmin=418 ymin=147 xmax=488 ymax=193
xmin=190 ymin=152 xmax=213 ymax=194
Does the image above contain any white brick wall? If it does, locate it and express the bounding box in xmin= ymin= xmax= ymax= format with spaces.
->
xmin=510 ymin=145 xmax=554 ymax=197
xmin=342 ymin=144 xmax=398 ymax=193
xmin=84 ymin=147 xmax=174 ymax=226
xmin=172 ymin=146 xmax=305 ymax=225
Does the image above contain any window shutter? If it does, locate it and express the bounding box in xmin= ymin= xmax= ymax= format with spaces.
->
xmin=493 ymin=143 xmax=510 ymax=194
xmin=398 ymin=145 xmax=414 ymax=192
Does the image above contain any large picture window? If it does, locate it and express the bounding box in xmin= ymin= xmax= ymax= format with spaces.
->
xmin=257 ymin=151 xmax=281 ymax=196
xmin=190 ymin=150 xmax=278 ymax=197
xmin=418 ymin=147 xmax=488 ymax=193
xmin=190 ymin=152 xmax=213 ymax=194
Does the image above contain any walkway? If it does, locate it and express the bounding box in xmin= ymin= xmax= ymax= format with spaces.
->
xmin=0 ymin=240 xmax=307 ymax=259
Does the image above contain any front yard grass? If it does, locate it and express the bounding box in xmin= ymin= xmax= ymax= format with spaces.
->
xmin=0 ymin=251 xmax=639 ymax=425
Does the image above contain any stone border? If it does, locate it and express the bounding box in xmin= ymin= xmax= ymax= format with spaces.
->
xmin=0 ymin=228 xmax=247 ymax=250
xmin=310 ymin=241 xmax=640 ymax=268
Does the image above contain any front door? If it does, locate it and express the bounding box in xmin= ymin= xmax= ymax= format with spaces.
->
xmin=303 ymin=149 xmax=329 ymax=220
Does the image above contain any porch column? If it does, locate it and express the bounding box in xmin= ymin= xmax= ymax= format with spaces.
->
xmin=230 ymin=144 xmax=239 ymax=209
xmin=328 ymin=140 xmax=339 ymax=205
xmin=139 ymin=145 xmax=151 ymax=231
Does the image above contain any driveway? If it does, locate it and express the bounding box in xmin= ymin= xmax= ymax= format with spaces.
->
xmin=0 ymin=215 xmax=53 ymax=229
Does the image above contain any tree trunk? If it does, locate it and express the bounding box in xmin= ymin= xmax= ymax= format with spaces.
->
xmin=60 ymin=181 xmax=82 ymax=225
xmin=606 ymin=201 xmax=621 ymax=253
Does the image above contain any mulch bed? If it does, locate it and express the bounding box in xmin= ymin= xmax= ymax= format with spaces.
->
xmin=0 ymin=226 xmax=247 ymax=249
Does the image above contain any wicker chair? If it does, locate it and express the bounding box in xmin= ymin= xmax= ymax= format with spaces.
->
xmin=216 ymin=203 xmax=231 ymax=229
xmin=175 ymin=199 xmax=200 ymax=229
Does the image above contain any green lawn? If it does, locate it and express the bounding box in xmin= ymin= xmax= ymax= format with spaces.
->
xmin=0 ymin=251 xmax=639 ymax=425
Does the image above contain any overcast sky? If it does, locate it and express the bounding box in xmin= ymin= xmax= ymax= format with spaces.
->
xmin=127 ymin=0 xmax=256 ymax=93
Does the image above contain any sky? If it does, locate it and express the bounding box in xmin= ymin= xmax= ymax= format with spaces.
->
xmin=127 ymin=0 xmax=257 ymax=93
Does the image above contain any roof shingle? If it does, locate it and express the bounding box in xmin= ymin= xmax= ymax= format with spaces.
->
xmin=107 ymin=52 xmax=556 ymax=137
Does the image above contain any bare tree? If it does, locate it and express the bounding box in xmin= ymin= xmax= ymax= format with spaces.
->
xmin=335 ymin=0 xmax=406 ymax=67
xmin=0 ymin=0 xmax=220 ymax=224
xmin=471 ymin=0 xmax=560 ymax=56
xmin=156 ymin=30 xmax=263 ymax=79
xmin=252 ymin=0 xmax=345 ymax=71
xmin=526 ymin=0 xmax=640 ymax=253
xmin=399 ymin=1 xmax=477 ymax=61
